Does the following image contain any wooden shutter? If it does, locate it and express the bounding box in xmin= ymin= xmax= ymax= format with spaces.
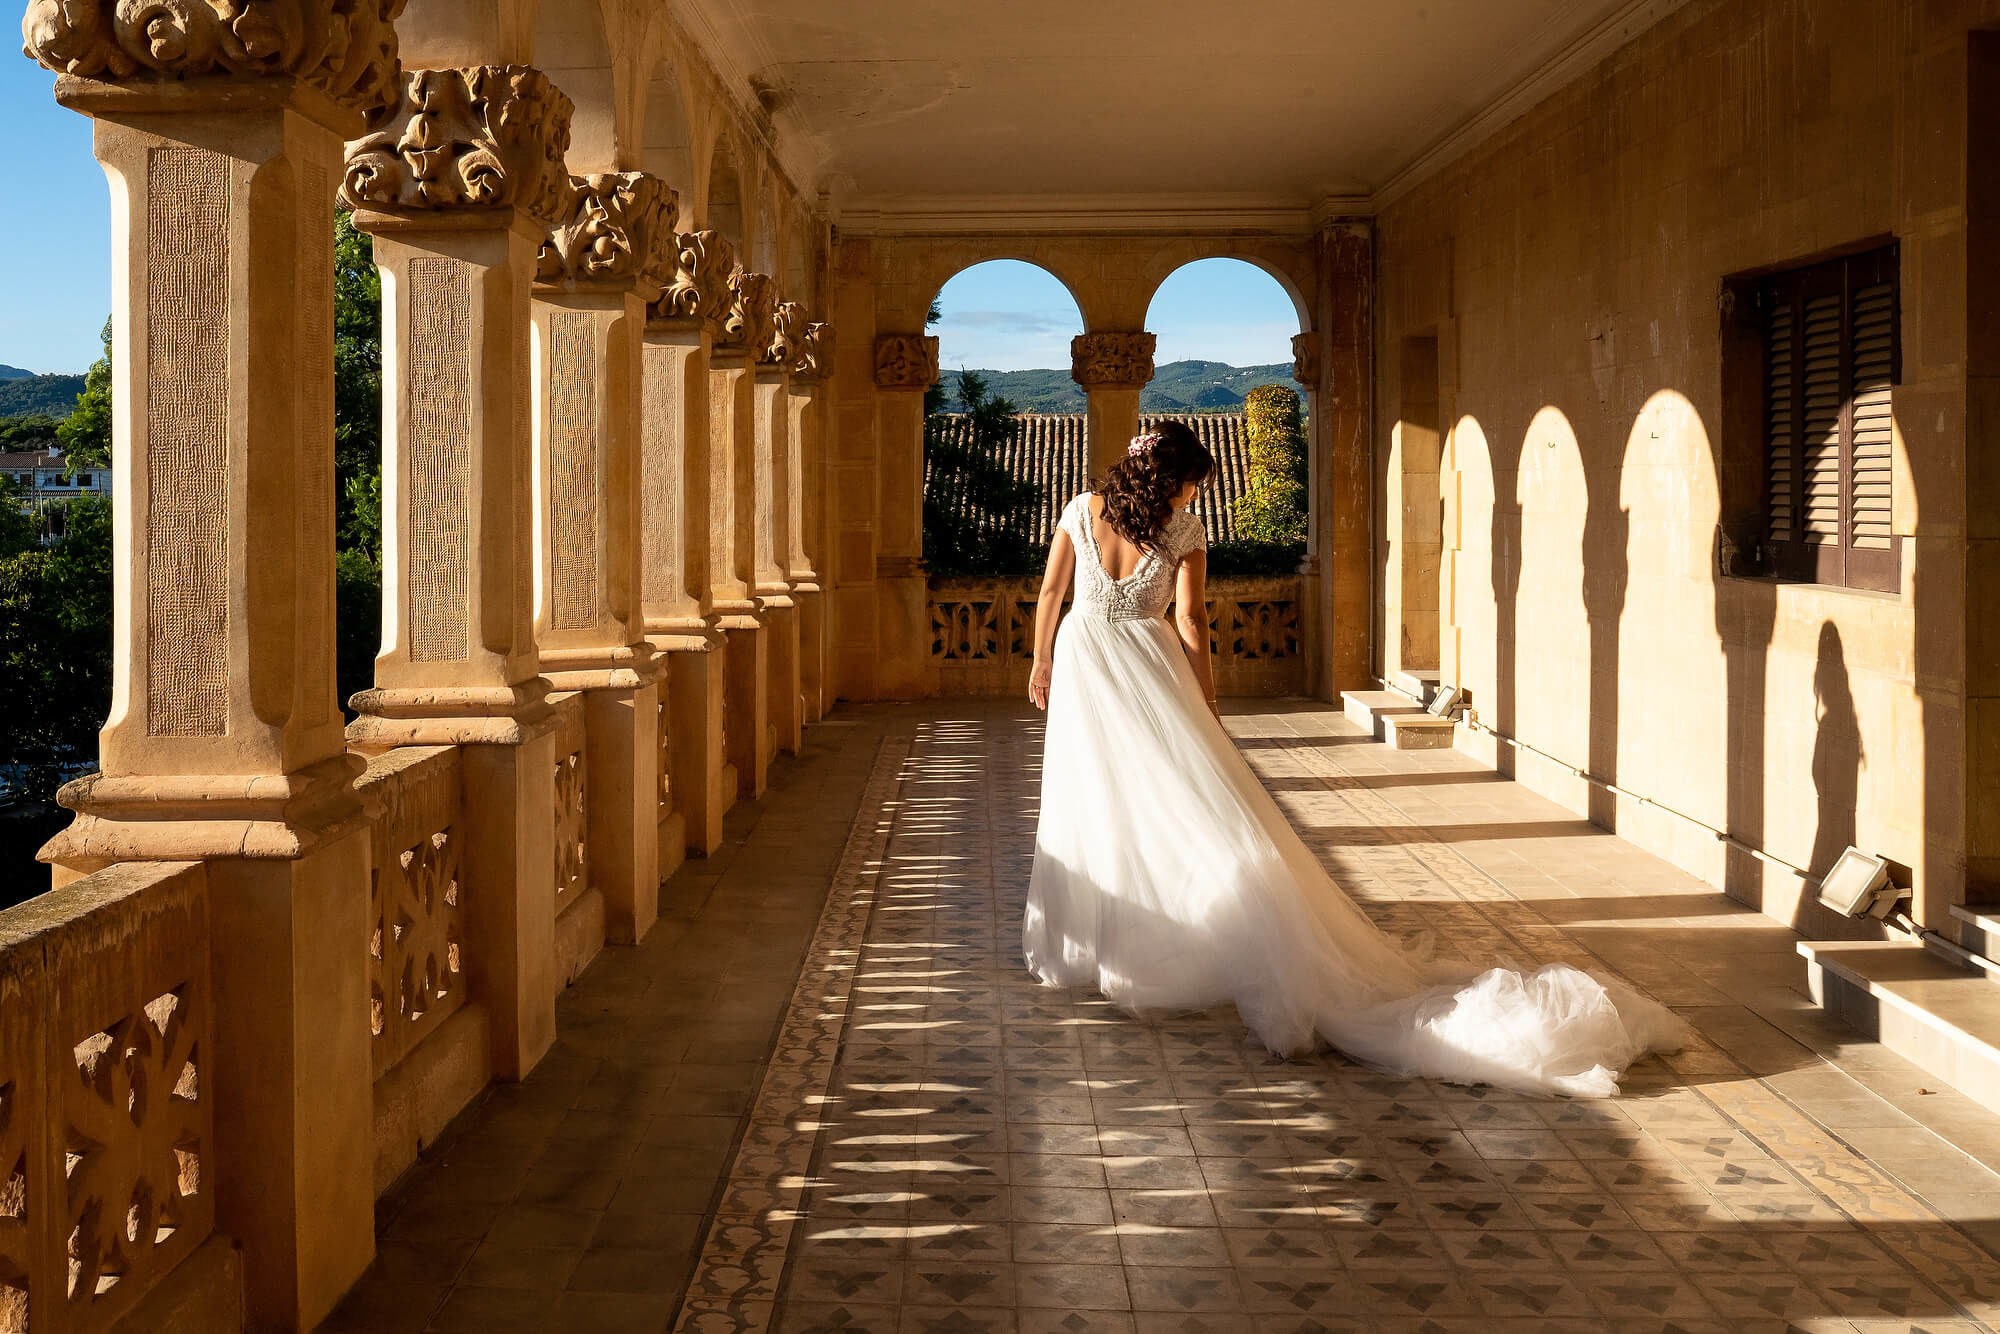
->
xmin=1758 ymin=243 xmax=1900 ymax=591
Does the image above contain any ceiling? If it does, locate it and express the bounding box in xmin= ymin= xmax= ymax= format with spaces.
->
xmin=684 ymin=0 xmax=1664 ymax=208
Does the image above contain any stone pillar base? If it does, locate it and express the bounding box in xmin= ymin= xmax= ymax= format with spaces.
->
xmin=547 ymin=670 xmax=663 ymax=945
xmin=876 ymin=562 xmax=934 ymax=700
xmin=654 ymin=626 xmax=728 ymax=856
xmin=721 ymin=612 xmax=769 ymax=799
xmin=792 ymin=582 xmax=826 ymax=722
xmin=760 ymin=590 xmax=802 ymax=755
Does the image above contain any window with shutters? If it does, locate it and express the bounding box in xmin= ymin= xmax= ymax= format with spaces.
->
xmin=1752 ymin=244 xmax=1900 ymax=592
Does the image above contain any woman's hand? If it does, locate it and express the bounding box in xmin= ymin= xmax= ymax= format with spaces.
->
xmin=1029 ymin=659 xmax=1053 ymax=710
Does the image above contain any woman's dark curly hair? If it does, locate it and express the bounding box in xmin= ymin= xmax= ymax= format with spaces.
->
xmin=1095 ymin=419 xmax=1215 ymax=550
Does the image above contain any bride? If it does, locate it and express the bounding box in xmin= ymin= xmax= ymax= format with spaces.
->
xmin=1021 ymin=420 xmax=1688 ymax=1097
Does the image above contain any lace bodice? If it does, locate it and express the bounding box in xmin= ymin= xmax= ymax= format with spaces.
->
xmin=1061 ymin=492 xmax=1206 ymax=622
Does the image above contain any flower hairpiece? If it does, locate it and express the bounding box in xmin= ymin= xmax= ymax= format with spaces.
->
xmin=1127 ymin=432 xmax=1163 ymax=458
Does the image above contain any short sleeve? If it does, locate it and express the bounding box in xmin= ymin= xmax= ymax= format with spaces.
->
xmin=1173 ymin=508 xmax=1208 ymax=560
xmin=1059 ymin=492 xmax=1089 ymax=541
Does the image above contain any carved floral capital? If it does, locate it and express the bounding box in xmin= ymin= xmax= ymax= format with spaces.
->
xmin=1291 ymin=331 xmax=1321 ymax=386
xmin=536 ymin=171 xmax=676 ymax=293
xmin=874 ymin=334 xmax=939 ymax=391
xmin=645 ymin=229 xmax=736 ymax=327
xmin=759 ymin=300 xmax=805 ymax=370
xmin=340 ymin=64 xmax=574 ymax=228
xmin=715 ymin=269 xmax=776 ymax=357
xmin=24 ymin=0 xmax=406 ymax=121
xmin=1071 ymin=331 xmax=1155 ymax=390
xmin=788 ymin=321 xmax=833 ymax=386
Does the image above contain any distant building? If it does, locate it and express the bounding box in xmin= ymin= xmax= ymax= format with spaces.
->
xmin=927 ymin=412 xmax=1254 ymax=546
xmin=0 ymin=449 xmax=111 ymax=529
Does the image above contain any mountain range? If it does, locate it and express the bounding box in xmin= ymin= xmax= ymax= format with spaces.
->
xmin=935 ymin=359 xmax=1294 ymax=414
xmin=0 ymin=372 xmax=85 ymax=418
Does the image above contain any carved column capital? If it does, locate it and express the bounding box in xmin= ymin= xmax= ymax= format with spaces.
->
xmin=714 ymin=269 xmax=777 ymax=358
xmin=1291 ymin=331 xmax=1322 ymax=386
xmin=646 ymin=229 xmax=735 ymax=328
xmin=759 ymin=300 xmax=805 ymax=371
xmin=874 ymin=334 xmax=939 ymax=391
xmin=1071 ymin=331 xmax=1155 ymax=390
xmin=535 ymin=171 xmax=677 ymax=294
xmin=25 ymin=0 xmax=406 ymax=127
xmin=340 ymin=65 xmax=574 ymax=230
xmin=791 ymin=321 xmax=834 ymax=385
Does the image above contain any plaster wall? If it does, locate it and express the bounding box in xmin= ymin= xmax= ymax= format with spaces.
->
xmin=1375 ymin=0 xmax=2000 ymax=927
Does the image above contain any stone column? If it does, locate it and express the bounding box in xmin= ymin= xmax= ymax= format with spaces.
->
xmin=710 ymin=270 xmax=778 ymax=797
xmin=342 ymin=65 xmax=577 ymax=1088
xmin=754 ymin=302 xmax=805 ymax=756
xmin=873 ymin=333 xmax=940 ymax=699
xmin=788 ymin=322 xmax=834 ymax=722
xmin=641 ymin=230 xmax=736 ymax=859
xmin=1290 ymin=329 xmax=1329 ymax=696
xmin=1074 ymin=332 xmax=1156 ymax=477
xmin=23 ymin=5 xmax=402 ymax=1326
xmin=531 ymin=173 xmax=673 ymax=945
xmin=1317 ymin=222 xmax=1373 ymax=695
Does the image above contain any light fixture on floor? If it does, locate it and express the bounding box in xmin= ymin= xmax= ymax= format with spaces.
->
xmin=1427 ymin=684 xmax=1464 ymax=718
xmin=1817 ymin=846 xmax=1905 ymax=919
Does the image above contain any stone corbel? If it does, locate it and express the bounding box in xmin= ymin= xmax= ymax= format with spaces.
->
xmin=714 ymin=268 xmax=777 ymax=359
xmin=874 ymin=333 xmax=939 ymax=391
xmin=341 ymin=63 xmax=575 ymax=228
xmin=1071 ymin=331 xmax=1156 ymax=390
xmin=760 ymin=300 xmax=805 ymax=371
xmin=1291 ymin=331 xmax=1322 ymax=387
xmin=792 ymin=321 xmax=834 ymax=385
xmin=536 ymin=171 xmax=678 ymax=297
xmin=25 ymin=0 xmax=406 ymax=130
xmin=646 ymin=229 xmax=737 ymax=330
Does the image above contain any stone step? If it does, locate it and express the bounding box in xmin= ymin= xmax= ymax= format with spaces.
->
xmin=1384 ymin=714 xmax=1458 ymax=750
xmin=1952 ymin=903 xmax=2000 ymax=960
xmin=1341 ymin=689 xmax=1425 ymax=740
xmin=1799 ymin=939 xmax=2000 ymax=1114
xmin=1388 ymin=668 xmax=1442 ymax=704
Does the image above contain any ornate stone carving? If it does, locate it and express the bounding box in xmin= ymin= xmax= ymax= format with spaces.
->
xmin=340 ymin=64 xmax=574 ymax=226
xmin=760 ymin=300 xmax=805 ymax=370
xmin=553 ymin=749 xmax=585 ymax=901
xmin=715 ymin=269 xmax=776 ymax=357
xmin=1071 ymin=331 xmax=1155 ymax=390
xmin=535 ymin=171 xmax=676 ymax=292
xmin=794 ymin=321 xmax=834 ymax=384
xmin=24 ymin=0 xmax=406 ymax=120
xmin=646 ymin=229 xmax=736 ymax=327
xmin=1291 ymin=331 xmax=1321 ymax=386
xmin=874 ymin=334 xmax=939 ymax=391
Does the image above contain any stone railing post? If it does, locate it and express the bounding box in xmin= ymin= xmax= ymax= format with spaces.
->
xmin=530 ymin=172 xmax=671 ymax=945
xmin=710 ymin=270 xmax=777 ymax=797
xmin=641 ymin=230 xmax=736 ymax=860
xmin=755 ymin=301 xmax=805 ymax=755
xmin=1317 ymin=220 xmax=1373 ymax=695
xmin=341 ymin=65 xmax=577 ymax=1083
xmin=788 ymin=322 xmax=834 ymax=721
xmin=24 ymin=3 xmax=404 ymax=1324
xmin=1074 ymin=331 xmax=1156 ymax=477
xmin=873 ymin=332 xmax=939 ymax=698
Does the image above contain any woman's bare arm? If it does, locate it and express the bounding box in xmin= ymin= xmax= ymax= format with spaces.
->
xmin=1028 ymin=529 xmax=1076 ymax=710
xmin=1174 ymin=551 xmax=1218 ymax=717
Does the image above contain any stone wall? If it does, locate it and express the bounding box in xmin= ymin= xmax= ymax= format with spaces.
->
xmin=1374 ymin=0 xmax=2000 ymax=928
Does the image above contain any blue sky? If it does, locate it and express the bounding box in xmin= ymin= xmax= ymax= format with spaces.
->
xmin=1 ymin=54 xmax=1300 ymax=380
xmin=1 ymin=64 xmax=109 ymax=374
xmin=935 ymin=258 xmax=1302 ymax=373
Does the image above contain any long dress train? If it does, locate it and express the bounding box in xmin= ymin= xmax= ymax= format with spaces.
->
xmin=1022 ymin=492 xmax=1689 ymax=1098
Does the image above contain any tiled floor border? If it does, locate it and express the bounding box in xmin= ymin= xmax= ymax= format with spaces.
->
xmin=674 ymin=732 xmax=913 ymax=1334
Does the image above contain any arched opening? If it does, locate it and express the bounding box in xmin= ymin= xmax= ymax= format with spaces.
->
xmin=1143 ymin=258 xmax=1306 ymax=570
xmin=533 ymin=0 xmax=619 ymax=173
xmin=922 ymin=260 xmax=1084 ymax=579
xmin=640 ymin=58 xmax=693 ymax=226
xmin=705 ymin=135 xmax=745 ymax=256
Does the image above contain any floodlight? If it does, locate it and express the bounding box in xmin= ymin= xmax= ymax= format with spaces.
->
xmin=1427 ymin=684 xmax=1464 ymax=718
xmin=1817 ymin=847 xmax=1905 ymax=920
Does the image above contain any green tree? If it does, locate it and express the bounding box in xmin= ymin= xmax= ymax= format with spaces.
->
xmin=922 ymin=370 xmax=1045 ymax=577
xmin=332 ymin=209 xmax=385 ymax=714
xmin=0 ymin=496 xmax=112 ymax=800
xmin=0 ymin=475 xmax=41 ymax=559
xmin=0 ymin=415 xmax=61 ymax=450
xmin=56 ymin=319 xmax=113 ymax=474
xmin=1233 ymin=383 xmax=1308 ymax=545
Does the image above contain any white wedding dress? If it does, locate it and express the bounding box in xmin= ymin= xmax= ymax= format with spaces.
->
xmin=1022 ymin=493 xmax=1690 ymax=1097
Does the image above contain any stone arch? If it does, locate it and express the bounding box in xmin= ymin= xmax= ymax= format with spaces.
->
xmin=927 ymin=258 xmax=1087 ymax=377
xmin=1139 ymin=251 xmax=1312 ymax=334
xmin=1513 ymin=406 xmax=1590 ymax=777
xmin=533 ymin=0 xmax=621 ymax=172
xmin=704 ymin=129 xmax=747 ymax=257
xmin=638 ymin=42 xmax=695 ymax=225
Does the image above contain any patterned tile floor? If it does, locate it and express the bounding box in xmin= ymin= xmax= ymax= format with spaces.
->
xmin=329 ymin=700 xmax=2000 ymax=1334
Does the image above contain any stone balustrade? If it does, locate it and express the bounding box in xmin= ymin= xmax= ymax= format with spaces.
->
xmin=928 ymin=574 xmax=1308 ymax=697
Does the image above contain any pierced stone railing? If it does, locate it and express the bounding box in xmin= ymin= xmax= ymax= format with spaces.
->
xmin=551 ymin=693 xmax=589 ymax=907
xmin=0 ymin=863 xmax=219 ymax=1333
xmin=927 ymin=573 xmax=1308 ymax=697
xmin=359 ymin=748 xmax=466 ymax=1082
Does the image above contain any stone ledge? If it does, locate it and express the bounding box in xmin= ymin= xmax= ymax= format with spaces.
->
xmin=1384 ymin=713 xmax=1457 ymax=750
xmin=1951 ymin=903 xmax=2000 ymax=960
xmin=1341 ymin=689 xmax=1424 ymax=739
xmin=1801 ymin=939 xmax=2000 ymax=1115
xmin=1387 ymin=667 xmax=1442 ymax=704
